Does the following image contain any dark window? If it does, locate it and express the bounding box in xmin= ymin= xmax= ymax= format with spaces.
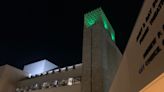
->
xmin=157 ymin=31 xmax=162 ymax=38
xmin=65 ymin=67 xmax=68 ymax=71
xmin=140 ymin=27 xmax=149 ymax=44
xmin=159 ymin=0 xmax=164 ymax=9
xmin=146 ymin=9 xmax=152 ymax=22
xmin=153 ymin=0 xmax=158 ymax=8
xmin=59 ymin=68 xmax=61 ymax=72
xmin=73 ymin=65 xmax=75 ymax=69
xmin=145 ymin=46 xmax=161 ymax=66
xmin=138 ymin=64 xmax=145 ymax=74
xmin=143 ymin=23 xmax=146 ymax=28
xmin=143 ymin=38 xmax=156 ymax=58
xmin=150 ymin=7 xmax=160 ymax=25
xmin=136 ymin=28 xmax=142 ymax=42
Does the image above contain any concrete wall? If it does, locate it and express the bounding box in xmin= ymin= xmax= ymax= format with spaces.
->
xmin=140 ymin=73 xmax=164 ymax=92
xmin=30 ymin=84 xmax=81 ymax=92
xmin=82 ymin=19 xmax=122 ymax=92
xmin=109 ymin=0 xmax=164 ymax=92
xmin=81 ymin=25 xmax=92 ymax=92
xmin=0 ymin=65 xmax=27 ymax=92
xmin=0 ymin=79 xmax=16 ymax=92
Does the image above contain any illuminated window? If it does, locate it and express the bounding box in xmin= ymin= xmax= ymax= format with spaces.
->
xmin=33 ymin=83 xmax=39 ymax=90
xmin=52 ymin=80 xmax=59 ymax=87
xmin=48 ymin=70 xmax=53 ymax=74
xmin=28 ymin=73 xmax=32 ymax=78
xmin=54 ymin=69 xmax=59 ymax=73
xmin=42 ymin=82 xmax=50 ymax=89
xmin=61 ymin=67 xmax=66 ymax=72
xmin=67 ymin=65 xmax=73 ymax=70
xmin=75 ymin=63 xmax=82 ymax=69
xmin=42 ymin=72 xmax=47 ymax=75
xmin=68 ymin=78 xmax=73 ymax=86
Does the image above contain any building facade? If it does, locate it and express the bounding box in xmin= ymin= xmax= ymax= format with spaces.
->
xmin=16 ymin=63 xmax=82 ymax=92
xmin=0 ymin=65 xmax=26 ymax=92
xmin=1 ymin=0 xmax=163 ymax=91
xmin=109 ymin=0 xmax=164 ymax=92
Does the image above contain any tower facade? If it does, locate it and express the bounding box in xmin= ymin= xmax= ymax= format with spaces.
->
xmin=81 ymin=8 xmax=122 ymax=92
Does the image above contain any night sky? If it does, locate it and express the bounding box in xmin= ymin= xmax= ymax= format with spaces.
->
xmin=0 ymin=0 xmax=143 ymax=69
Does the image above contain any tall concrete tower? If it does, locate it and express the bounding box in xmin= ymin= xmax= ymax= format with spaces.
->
xmin=81 ymin=7 xmax=122 ymax=92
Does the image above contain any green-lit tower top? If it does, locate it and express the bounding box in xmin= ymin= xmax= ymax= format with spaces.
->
xmin=84 ymin=7 xmax=115 ymax=42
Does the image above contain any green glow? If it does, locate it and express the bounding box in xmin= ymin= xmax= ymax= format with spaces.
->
xmin=104 ymin=22 xmax=108 ymax=29
xmin=84 ymin=8 xmax=115 ymax=42
xmin=101 ymin=13 xmax=108 ymax=30
xmin=111 ymin=32 xmax=115 ymax=41
xmin=84 ymin=9 xmax=101 ymax=27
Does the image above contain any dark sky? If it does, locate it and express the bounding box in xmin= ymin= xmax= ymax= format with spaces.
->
xmin=0 ymin=0 xmax=143 ymax=69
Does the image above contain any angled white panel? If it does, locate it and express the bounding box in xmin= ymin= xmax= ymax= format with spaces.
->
xmin=43 ymin=60 xmax=58 ymax=72
xmin=23 ymin=59 xmax=58 ymax=76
